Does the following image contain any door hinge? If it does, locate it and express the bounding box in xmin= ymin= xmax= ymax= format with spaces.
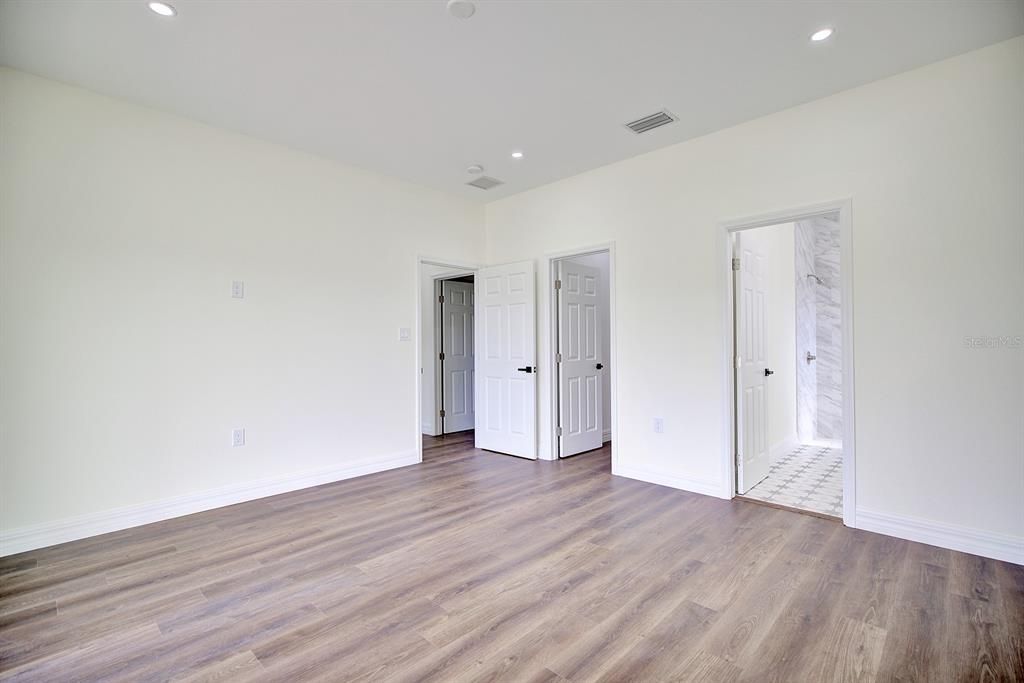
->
xmin=734 ymin=355 xmax=742 ymax=369
xmin=731 ymin=258 xmax=741 ymax=271
xmin=439 ymin=351 xmax=445 ymax=360
xmin=555 ymin=279 xmax=562 ymax=290
xmin=556 ymin=426 xmax=563 ymax=436
xmin=438 ymin=294 xmax=444 ymax=303
xmin=556 ymin=352 xmax=562 ymax=363
xmin=439 ymin=408 xmax=446 ymax=418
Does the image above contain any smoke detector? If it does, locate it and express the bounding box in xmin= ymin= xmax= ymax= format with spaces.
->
xmin=447 ymin=0 xmax=475 ymax=19
xmin=466 ymin=164 xmax=485 ymax=175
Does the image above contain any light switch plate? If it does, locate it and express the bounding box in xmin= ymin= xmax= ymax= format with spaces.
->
xmin=399 ymin=327 xmax=411 ymax=341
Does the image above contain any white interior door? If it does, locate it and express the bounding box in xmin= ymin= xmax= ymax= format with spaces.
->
xmin=474 ymin=261 xmax=537 ymax=459
xmin=441 ymin=280 xmax=474 ymax=433
xmin=557 ymin=260 xmax=603 ymax=457
xmin=735 ymin=232 xmax=770 ymax=493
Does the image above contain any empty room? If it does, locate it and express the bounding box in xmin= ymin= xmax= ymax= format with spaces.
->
xmin=1 ymin=1 xmax=1022 ymax=681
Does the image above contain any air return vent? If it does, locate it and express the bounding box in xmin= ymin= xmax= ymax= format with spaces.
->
xmin=625 ymin=110 xmax=677 ymax=134
xmin=466 ymin=176 xmax=504 ymax=190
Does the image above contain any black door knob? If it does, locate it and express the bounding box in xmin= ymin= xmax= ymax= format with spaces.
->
xmin=516 ymin=366 xmax=534 ymax=373
xmin=764 ymin=368 xmax=774 ymax=377
xmin=596 ymin=363 xmax=604 ymax=370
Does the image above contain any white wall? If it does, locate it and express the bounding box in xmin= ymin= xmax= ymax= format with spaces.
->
xmin=564 ymin=252 xmax=612 ymax=441
xmin=736 ymin=224 xmax=797 ymax=459
xmin=486 ymin=38 xmax=1024 ymax=555
xmin=3 ymin=40 xmax=1022 ymax=564
xmin=0 ymin=68 xmax=484 ymax=551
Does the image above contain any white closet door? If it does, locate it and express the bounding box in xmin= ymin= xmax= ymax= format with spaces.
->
xmin=441 ymin=280 xmax=475 ymax=433
xmin=558 ymin=260 xmax=603 ymax=457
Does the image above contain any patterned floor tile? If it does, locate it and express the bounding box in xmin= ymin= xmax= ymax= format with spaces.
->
xmin=743 ymin=444 xmax=842 ymax=517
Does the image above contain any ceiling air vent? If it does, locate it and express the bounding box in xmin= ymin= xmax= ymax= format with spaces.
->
xmin=625 ymin=110 xmax=677 ymax=134
xmin=466 ymin=176 xmax=504 ymax=190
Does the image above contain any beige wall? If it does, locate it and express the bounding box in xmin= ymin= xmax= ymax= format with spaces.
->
xmin=0 ymin=68 xmax=484 ymax=545
xmin=486 ymin=38 xmax=1024 ymax=550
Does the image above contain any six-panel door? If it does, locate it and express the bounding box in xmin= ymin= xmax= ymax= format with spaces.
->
xmin=474 ymin=261 xmax=537 ymax=459
xmin=558 ymin=260 xmax=603 ymax=457
xmin=442 ymin=280 xmax=475 ymax=433
xmin=736 ymin=232 xmax=770 ymax=493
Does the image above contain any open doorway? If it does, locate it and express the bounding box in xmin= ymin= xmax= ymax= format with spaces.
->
xmin=418 ymin=257 xmax=540 ymax=462
xmin=435 ymin=275 xmax=475 ymax=436
xmin=549 ymin=249 xmax=613 ymax=459
xmin=723 ymin=202 xmax=854 ymax=523
xmin=419 ymin=261 xmax=477 ymax=459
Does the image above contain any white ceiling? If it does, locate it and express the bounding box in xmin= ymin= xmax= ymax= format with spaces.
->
xmin=2 ymin=1 xmax=1022 ymax=202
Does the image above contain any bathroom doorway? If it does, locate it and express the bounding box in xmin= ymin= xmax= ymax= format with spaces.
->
xmin=723 ymin=202 xmax=855 ymax=523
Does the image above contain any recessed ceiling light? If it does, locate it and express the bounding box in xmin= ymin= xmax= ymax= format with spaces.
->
xmin=447 ymin=0 xmax=475 ymax=19
xmin=511 ymin=151 xmax=524 ymax=159
xmin=810 ymin=27 xmax=834 ymax=42
xmin=148 ymin=1 xmax=176 ymax=17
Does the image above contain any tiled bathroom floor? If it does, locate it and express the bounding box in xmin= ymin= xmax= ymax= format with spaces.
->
xmin=742 ymin=444 xmax=843 ymax=517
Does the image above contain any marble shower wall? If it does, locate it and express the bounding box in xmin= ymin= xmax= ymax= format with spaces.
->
xmin=813 ymin=215 xmax=842 ymax=439
xmin=795 ymin=220 xmax=817 ymax=442
xmin=795 ymin=213 xmax=842 ymax=442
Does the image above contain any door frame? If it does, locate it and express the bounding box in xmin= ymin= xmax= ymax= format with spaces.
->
xmin=544 ymin=243 xmax=618 ymax=463
xmin=435 ymin=275 xmax=476 ymax=437
xmin=718 ymin=199 xmax=856 ymax=527
xmin=415 ymin=255 xmax=479 ymax=464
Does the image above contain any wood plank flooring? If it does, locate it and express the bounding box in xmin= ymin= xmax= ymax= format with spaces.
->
xmin=1 ymin=430 xmax=1021 ymax=681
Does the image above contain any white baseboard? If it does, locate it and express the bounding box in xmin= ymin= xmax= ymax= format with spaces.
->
xmin=0 ymin=451 xmax=419 ymax=557
xmin=856 ymin=508 xmax=1023 ymax=565
xmin=602 ymin=428 xmax=612 ymax=443
xmin=613 ymin=464 xmax=726 ymax=500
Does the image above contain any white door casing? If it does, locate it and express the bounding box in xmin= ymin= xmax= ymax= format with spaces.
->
xmin=557 ymin=260 xmax=603 ymax=457
xmin=735 ymin=233 xmax=770 ymax=493
xmin=441 ymin=280 xmax=474 ymax=433
xmin=474 ymin=261 xmax=537 ymax=459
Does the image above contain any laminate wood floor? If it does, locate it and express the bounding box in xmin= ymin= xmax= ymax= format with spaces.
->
xmin=2 ymin=431 xmax=1022 ymax=682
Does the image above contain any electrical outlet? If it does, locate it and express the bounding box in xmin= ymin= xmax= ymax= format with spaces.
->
xmin=232 ymin=428 xmax=245 ymax=447
xmin=231 ymin=281 xmax=245 ymax=299
xmin=653 ymin=418 xmax=664 ymax=434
